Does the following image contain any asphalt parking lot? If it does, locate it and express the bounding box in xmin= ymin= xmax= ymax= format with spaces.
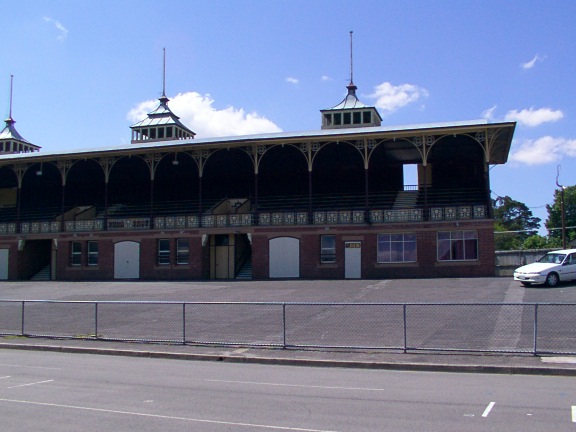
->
xmin=0 ymin=276 xmax=575 ymax=304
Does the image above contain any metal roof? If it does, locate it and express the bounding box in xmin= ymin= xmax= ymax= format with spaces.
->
xmin=324 ymin=83 xmax=369 ymax=110
xmin=0 ymin=118 xmax=29 ymax=143
xmin=0 ymin=118 xmax=515 ymax=164
xmin=130 ymin=96 xmax=194 ymax=134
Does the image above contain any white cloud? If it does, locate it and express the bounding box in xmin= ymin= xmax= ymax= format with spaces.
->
xmin=321 ymin=75 xmax=332 ymax=82
xmin=286 ymin=77 xmax=299 ymax=85
xmin=367 ymin=82 xmax=429 ymax=114
xmin=128 ymin=92 xmax=282 ymax=138
xmin=510 ymin=136 xmax=576 ymax=165
xmin=43 ymin=16 xmax=68 ymax=41
xmin=504 ymin=107 xmax=564 ymax=127
xmin=482 ymin=105 xmax=498 ymax=121
xmin=521 ymin=54 xmax=545 ymax=70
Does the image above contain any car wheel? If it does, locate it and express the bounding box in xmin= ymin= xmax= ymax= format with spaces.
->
xmin=520 ymin=282 xmax=532 ymax=287
xmin=545 ymin=272 xmax=559 ymax=287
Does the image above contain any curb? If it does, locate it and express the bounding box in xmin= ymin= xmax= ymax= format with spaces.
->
xmin=2 ymin=342 xmax=576 ymax=377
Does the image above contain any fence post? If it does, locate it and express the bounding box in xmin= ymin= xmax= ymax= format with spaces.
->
xmin=94 ymin=302 xmax=99 ymax=340
xmin=182 ymin=303 xmax=186 ymax=345
xmin=21 ymin=301 xmax=25 ymax=336
xmin=533 ymin=304 xmax=539 ymax=356
xmin=282 ymin=303 xmax=287 ymax=349
xmin=403 ymin=304 xmax=407 ymax=353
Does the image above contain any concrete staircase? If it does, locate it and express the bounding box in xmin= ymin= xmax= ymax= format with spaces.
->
xmin=393 ymin=190 xmax=418 ymax=209
xmin=236 ymin=256 xmax=253 ymax=280
xmin=31 ymin=265 xmax=51 ymax=281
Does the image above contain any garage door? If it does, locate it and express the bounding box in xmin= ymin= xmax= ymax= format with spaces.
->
xmin=269 ymin=237 xmax=300 ymax=278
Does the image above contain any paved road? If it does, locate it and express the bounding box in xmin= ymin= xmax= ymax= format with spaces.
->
xmin=0 ymin=349 xmax=575 ymax=431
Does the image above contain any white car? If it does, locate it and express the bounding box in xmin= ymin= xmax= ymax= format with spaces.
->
xmin=513 ymin=249 xmax=576 ymax=287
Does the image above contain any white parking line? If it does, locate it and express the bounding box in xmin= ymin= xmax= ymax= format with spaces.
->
xmin=204 ymin=378 xmax=387 ymax=392
xmin=7 ymin=380 xmax=54 ymax=389
xmin=0 ymin=376 xmax=11 ymax=380
xmin=482 ymin=402 xmax=495 ymax=417
xmin=572 ymin=406 xmax=576 ymax=423
xmin=0 ymin=398 xmax=340 ymax=432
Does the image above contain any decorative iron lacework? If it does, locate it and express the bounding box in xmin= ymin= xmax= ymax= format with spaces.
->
xmin=50 ymin=222 xmax=60 ymax=232
xmin=370 ymin=210 xmax=383 ymax=223
xmin=216 ymin=215 xmax=227 ymax=227
xmin=229 ymin=214 xmax=241 ymax=226
xmin=0 ymin=224 xmax=7 ymax=234
xmin=202 ymin=215 xmax=215 ymax=227
xmin=430 ymin=207 xmax=443 ymax=220
xmin=20 ymin=223 xmax=29 ymax=234
xmin=474 ymin=205 xmax=486 ymax=219
xmin=353 ymin=211 xmax=365 ymax=224
xmin=327 ymin=211 xmax=338 ymax=224
xmin=284 ymin=212 xmax=295 ymax=225
xmin=297 ymin=212 xmax=308 ymax=225
xmin=384 ymin=209 xmax=423 ymax=222
xmin=241 ymin=214 xmax=253 ymax=226
xmin=314 ymin=212 xmax=325 ymax=224
xmin=339 ymin=211 xmax=351 ymax=224
xmin=185 ymin=216 xmax=197 ymax=227
xmin=154 ymin=218 xmax=165 ymax=229
xmin=458 ymin=206 xmax=471 ymax=219
xmin=272 ymin=213 xmax=283 ymax=225
xmin=444 ymin=207 xmax=457 ymax=220
xmin=259 ymin=213 xmax=271 ymax=225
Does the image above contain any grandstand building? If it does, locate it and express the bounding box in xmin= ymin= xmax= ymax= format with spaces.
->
xmin=0 ymin=73 xmax=515 ymax=281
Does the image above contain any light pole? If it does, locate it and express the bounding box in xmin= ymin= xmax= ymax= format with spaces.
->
xmin=556 ymin=165 xmax=566 ymax=249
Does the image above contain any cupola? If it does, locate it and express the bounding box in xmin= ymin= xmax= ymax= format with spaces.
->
xmin=320 ymin=32 xmax=382 ymax=130
xmin=130 ymin=49 xmax=196 ymax=144
xmin=0 ymin=75 xmax=40 ymax=154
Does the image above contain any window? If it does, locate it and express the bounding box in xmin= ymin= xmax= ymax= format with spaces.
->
xmin=70 ymin=242 xmax=82 ymax=266
xmin=343 ymin=112 xmax=351 ymax=125
xmin=324 ymin=113 xmax=332 ymax=126
xmin=363 ymin=111 xmax=372 ymax=124
xmin=353 ymin=111 xmax=361 ymax=124
xmin=166 ymin=127 xmax=173 ymax=138
xmin=437 ymin=231 xmax=478 ymax=261
xmin=320 ymin=235 xmax=336 ymax=263
xmin=87 ymin=241 xmax=99 ymax=266
xmin=158 ymin=239 xmax=170 ymax=265
xmin=176 ymin=239 xmax=189 ymax=265
xmin=334 ymin=113 xmax=342 ymax=125
xmin=377 ymin=233 xmax=417 ymax=263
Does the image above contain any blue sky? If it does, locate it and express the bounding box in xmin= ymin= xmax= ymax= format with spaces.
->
xmin=2 ymin=1 xmax=575 ymax=231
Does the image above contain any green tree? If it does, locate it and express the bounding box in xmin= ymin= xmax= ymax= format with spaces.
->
xmin=493 ymin=196 xmax=541 ymax=250
xmin=545 ymin=185 xmax=576 ymax=245
xmin=522 ymin=234 xmax=561 ymax=250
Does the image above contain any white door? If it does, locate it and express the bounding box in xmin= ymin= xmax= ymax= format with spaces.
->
xmin=345 ymin=241 xmax=362 ymax=279
xmin=269 ymin=237 xmax=300 ymax=278
xmin=0 ymin=248 xmax=8 ymax=280
xmin=114 ymin=241 xmax=140 ymax=279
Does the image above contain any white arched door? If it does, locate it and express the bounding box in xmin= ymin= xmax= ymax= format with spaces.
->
xmin=269 ymin=237 xmax=300 ymax=278
xmin=114 ymin=241 xmax=140 ymax=279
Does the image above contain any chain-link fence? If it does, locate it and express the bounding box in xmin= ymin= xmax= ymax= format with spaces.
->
xmin=1 ymin=300 xmax=575 ymax=355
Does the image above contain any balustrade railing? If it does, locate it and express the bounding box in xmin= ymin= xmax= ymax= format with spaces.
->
xmin=0 ymin=203 xmax=488 ymax=235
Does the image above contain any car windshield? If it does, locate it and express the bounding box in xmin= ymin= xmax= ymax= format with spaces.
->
xmin=538 ymin=253 xmax=566 ymax=264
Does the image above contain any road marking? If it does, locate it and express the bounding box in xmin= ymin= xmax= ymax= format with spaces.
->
xmin=572 ymin=406 xmax=576 ymax=423
xmin=0 ymin=376 xmax=11 ymax=379
xmin=482 ymin=402 xmax=495 ymax=417
xmin=7 ymin=380 xmax=54 ymax=389
xmin=0 ymin=398 xmax=341 ymax=432
xmin=204 ymin=379 xmax=386 ymax=392
xmin=0 ymin=363 xmax=61 ymax=370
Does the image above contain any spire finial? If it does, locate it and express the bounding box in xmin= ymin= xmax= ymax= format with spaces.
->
xmin=8 ymin=74 xmax=14 ymax=120
xmin=162 ymin=47 xmax=166 ymax=98
xmin=349 ymin=31 xmax=354 ymax=85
